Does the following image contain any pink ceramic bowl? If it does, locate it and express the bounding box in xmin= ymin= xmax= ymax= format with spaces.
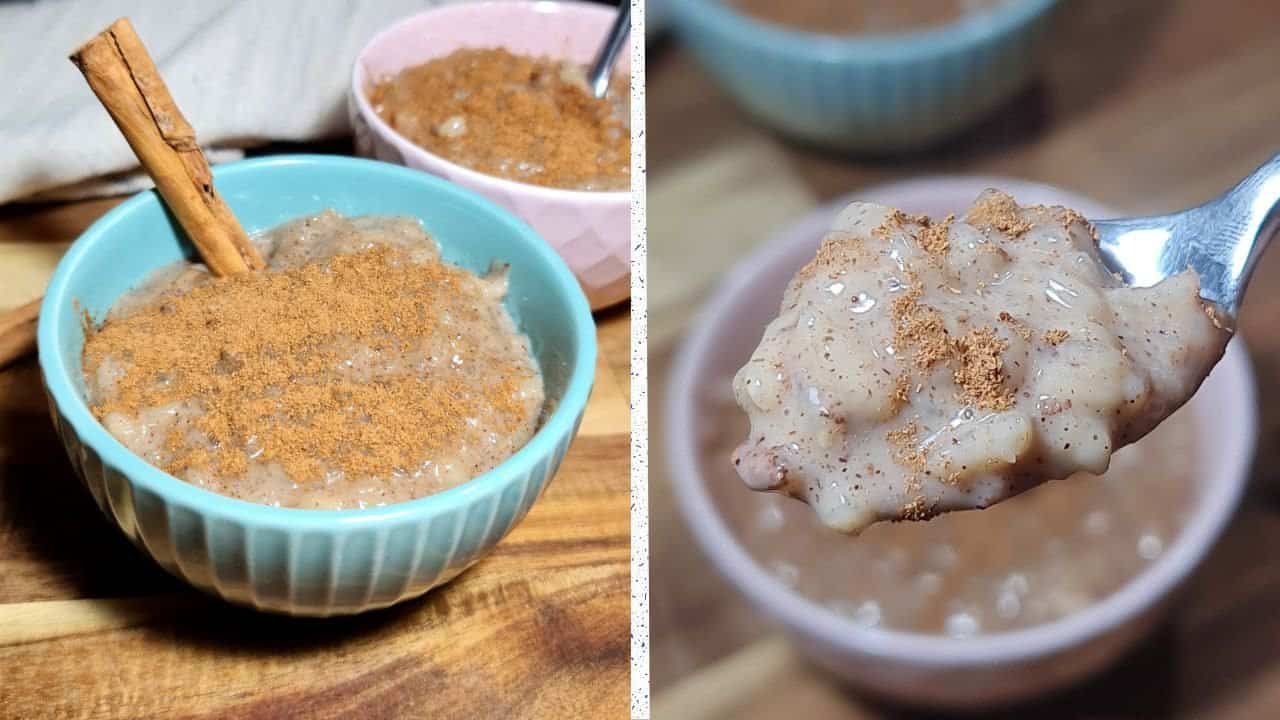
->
xmin=666 ymin=177 xmax=1257 ymax=707
xmin=350 ymin=1 xmax=631 ymax=310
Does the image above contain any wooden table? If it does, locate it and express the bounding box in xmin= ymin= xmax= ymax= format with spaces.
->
xmin=649 ymin=2 xmax=1280 ymax=717
xmin=0 ymin=194 xmax=631 ymax=719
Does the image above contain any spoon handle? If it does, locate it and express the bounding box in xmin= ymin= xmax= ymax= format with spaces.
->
xmin=588 ymin=2 xmax=631 ymax=99
xmin=1208 ymin=152 xmax=1280 ymax=314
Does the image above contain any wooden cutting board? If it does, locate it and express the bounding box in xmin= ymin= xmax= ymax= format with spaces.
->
xmin=0 ymin=193 xmax=631 ymax=719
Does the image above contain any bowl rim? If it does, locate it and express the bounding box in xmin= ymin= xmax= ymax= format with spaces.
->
xmin=38 ymin=154 xmax=597 ymax=530
xmin=350 ymin=0 xmax=631 ymax=205
xmin=671 ymin=0 xmax=1058 ymax=57
xmin=665 ymin=176 xmax=1257 ymax=667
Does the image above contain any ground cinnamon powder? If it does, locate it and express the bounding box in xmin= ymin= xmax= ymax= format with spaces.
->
xmin=1042 ymin=329 xmax=1070 ymax=346
xmin=965 ymin=191 xmax=1034 ymax=238
xmin=887 ymin=420 xmax=927 ymax=473
xmin=891 ymin=285 xmax=951 ymax=370
xmin=368 ymin=48 xmax=629 ymax=191
xmin=916 ymin=214 xmax=954 ymax=258
xmin=83 ymin=246 xmax=535 ymax=484
xmin=889 ymin=374 xmax=912 ymax=412
xmin=952 ymin=327 xmax=1015 ymax=410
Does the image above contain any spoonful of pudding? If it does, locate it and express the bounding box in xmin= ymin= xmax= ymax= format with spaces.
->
xmin=732 ymin=155 xmax=1280 ymax=533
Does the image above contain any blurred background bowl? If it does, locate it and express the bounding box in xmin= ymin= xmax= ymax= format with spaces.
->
xmin=649 ymin=0 xmax=670 ymax=36
xmin=667 ymin=0 xmax=1060 ymax=153
xmin=39 ymin=155 xmax=596 ymax=617
xmin=350 ymin=0 xmax=632 ymax=310
xmin=665 ymin=177 xmax=1256 ymax=707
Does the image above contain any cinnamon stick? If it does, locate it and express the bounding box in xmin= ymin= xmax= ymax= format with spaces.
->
xmin=0 ymin=299 xmax=40 ymax=371
xmin=69 ymin=18 xmax=264 ymax=275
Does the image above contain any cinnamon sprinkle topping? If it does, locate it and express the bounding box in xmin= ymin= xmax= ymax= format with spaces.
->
xmin=1042 ymin=329 xmax=1070 ymax=345
xmin=1045 ymin=206 xmax=1097 ymax=240
xmin=887 ymin=420 xmax=927 ymax=472
xmin=891 ymin=285 xmax=951 ymax=370
xmin=886 ymin=420 xmax=919 ymax=447
xmin=890 ymin=374 xmax=912 ymax=411
xmin=83 ymin=245 xmax=538 ymax=484
xmin=900 ymin=495 xmax=931 ymax=521
xmin=796 ymin=232 xmax=860 ymax=283
xmin=368 ymin=48 xmax=629 ymax=191
xmin=965 ymin=191 xmax=1033 ymax=238
xmin=917 ymin=214 xmax=954 ymax=258
xmin=952 ymin=327 xmax=1015 ymax=410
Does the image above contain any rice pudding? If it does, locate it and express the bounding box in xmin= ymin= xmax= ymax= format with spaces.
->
xmin=702 ymin=383 xmax=1199 ymax=634
xmin=368 ymin=48 xmax=630 ymax=192
xmin=732 ymin=192 xmax=1229 ymax=532
xmin=82 ymin=211 xmax=544 ymax=509
xmin=730 ymin=0 xmax=1008 ymax=35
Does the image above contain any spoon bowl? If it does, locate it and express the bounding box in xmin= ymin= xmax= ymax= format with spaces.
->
xmin=1095 ymin=153 xmax=1280 ymax=318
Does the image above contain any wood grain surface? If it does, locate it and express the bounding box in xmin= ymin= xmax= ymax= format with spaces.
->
xmin=0 ymin=192 xmax=631 ymax=719
xmin=650 ymin=1 xmax=1280 ymax=717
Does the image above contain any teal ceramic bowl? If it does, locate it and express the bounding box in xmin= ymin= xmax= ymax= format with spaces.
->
xmin=668 ymin=0 xmax=1059 ymax=152
xmin=38 ymin=155 xmax=596 ymax=616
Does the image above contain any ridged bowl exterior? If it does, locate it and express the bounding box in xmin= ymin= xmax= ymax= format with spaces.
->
xmin=46 ymin=396 xmax=578 ymax=616
xmin=669 ymin=0 xmax=1060 ymax=152
xmin=39 ymin=156 xmax=596 ymax=617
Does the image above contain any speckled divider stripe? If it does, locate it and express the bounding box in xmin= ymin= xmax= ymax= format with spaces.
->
xmin=629 ymin=0 xmax=650 ymax=717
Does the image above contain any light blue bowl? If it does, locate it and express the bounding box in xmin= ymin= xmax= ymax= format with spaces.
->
xmin=38 ymin=155 xmax=596 ymax=616
xmin=669 ymin=0 xmax=1060 ymax=152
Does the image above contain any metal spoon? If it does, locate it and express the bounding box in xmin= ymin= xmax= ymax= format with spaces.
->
xmin=1095 ymin=153 xmax=1280 ymax=319
xmin=587 ymin=2 xmax=631 ymax=99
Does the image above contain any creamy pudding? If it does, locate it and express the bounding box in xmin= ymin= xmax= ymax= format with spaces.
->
xmin=732 ymin=192 xmax=1229 ymax=532
xmin=368 ymin=48 xmax=630 ymax=192
xmin=702 ymin=380 xmax=1199 ymax=634
xmin=82 ymin=211 xmax=544 ymax=509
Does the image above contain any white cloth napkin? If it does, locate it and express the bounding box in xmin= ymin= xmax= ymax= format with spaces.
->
xmin=0 ymin=0 xmax=458 ymax=204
